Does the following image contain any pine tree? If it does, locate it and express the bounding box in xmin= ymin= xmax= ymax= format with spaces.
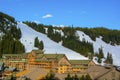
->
xmin=34 ymin=37 xmax=44 ymax=50
xmin=99 ymin=47 xmax=104 ymax=58
xmin=85 ymin=74 xmax=92 ymax=80
xmin=17 ymin=28 xmax=22 ymax=39
xmin=109 ymin=54 xmax=113 ymax=64
xmin=74 ymin=74 xmax=79 ymax=80
xmin=39 ymin=40 xmax=44 ymax=50
xmin=96 ymin=47 xmax=104 ymax=63
xmin=80 ymin=75 xmax=85 ymax=80
xmin=105 ymin=52 xmax=113 ymax=64
xmin=45 ymin=70 xmax=55 ymax=80
xmin=65 ymin=73 xmax=72 ymax=80
xmin=47 ymin=25 xmax=53 ymax=38
xmin=34 ymin=37 xmax=39 ymax=47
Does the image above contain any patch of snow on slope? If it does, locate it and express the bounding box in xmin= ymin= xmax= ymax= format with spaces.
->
xmin=55 ymin=29 xmax=64 ymax=36
xmin=93 ymin=57 xmax=99 ymax=65
xmin=76 ymin=31 xmax=93 ymax=42
xmin=18 ymin=22 xmax=88 ymax=60
xmin=77 ymin=31 xmax=120 ymax=66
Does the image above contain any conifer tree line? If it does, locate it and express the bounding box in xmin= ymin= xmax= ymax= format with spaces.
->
xmin=62 ymin=27 xmax=94 ymax=57
xmin=24 ymin=22 xmax=62 ymax=43
xmin=24 ymin=21 xmax=120 ymax=47
xmin=0 ymin=12 xmax=16 ymax=24
xmin=23 ymin=22 xmax=120 ymax=47
xmin=65 ymin=73 xmax=92 ymax=80
xmin=34 ymin=37 xmax=44 ymax=50
xmin=105 ymin=52 xmax=113 ymax=64
xmin=43 ymin=70 xmax=92 ymax=80
xmin=23 ymin=21 xmax=46 ymax=34
xmin=95 ymin=47 xmax=113 ymax=64
xmin=0 ymin=34 xmax=25 ymax=54
xmin=24 ymin=21 xmax=94 ymax=57
xmin=47 ymin=25 xmax=61 ymax=43
xmin=95 ymin=47 xmax=104 ymax=63
xmin=77 ymin=27 xmax=120 ymax=45
xmin=0 ymin=12 xmax=25 ymax=55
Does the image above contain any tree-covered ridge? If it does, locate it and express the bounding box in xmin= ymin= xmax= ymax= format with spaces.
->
xmin=24 ymin=21 xmax=94 ymax=57
xmin=47 ymin=25 xmax=62 ymax=43
xmin=23 ymin=21 xmax=46 ymax=34
xmin=0 ymin=12 xmax=21 ymax=39
xmin=0 ymin=12 xmax=16 ymax=23
xmin=0 ymin=12 xmax=16 ymax=33
xmin=24 ymin=21 xmax=62 ymax=43
xmin=76 ymin=27 xmax=120 ymax=45
xmin=0 ymin=12 xmax=25 ymax=55
xmin=62 ymin=27 xmax=94 ymax=57
xmin=24 ymin=21 xmax=120 ymax=46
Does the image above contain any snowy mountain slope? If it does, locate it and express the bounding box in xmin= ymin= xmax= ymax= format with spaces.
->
xmin=17 ymin=22 xmax=120 ymax=66
xmin=17 ymin=22 xmax=88 ymax=60
xmin=77 ymin=31 xmax=120 ymax=66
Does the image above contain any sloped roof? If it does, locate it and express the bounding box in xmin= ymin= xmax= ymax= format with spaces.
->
xmin=32 ymin=50 xmax=43 ymax=54
xmin=36 ymin=54 xmax=65 ymax=61
xmin=45 ymin=54 xmax=58 ymax=58
xmin=69 ymin=60 xmax=90 ymax=65
xmin=56 ymin=54 xmax=65 ymax=61
xmin=2 ymin=54 xmax=27 ymax=58
xmin=37 ymin=54 xmax=44 ymax=58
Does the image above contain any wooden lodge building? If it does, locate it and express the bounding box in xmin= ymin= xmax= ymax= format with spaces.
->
xmin=0 ymin=50 xmax=95 ymax=74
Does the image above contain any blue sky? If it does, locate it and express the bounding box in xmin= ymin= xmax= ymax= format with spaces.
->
xmin=0 ymin=0 xmax=120 ymax=29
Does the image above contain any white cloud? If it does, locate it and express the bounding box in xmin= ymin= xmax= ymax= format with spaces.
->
xmin=42 ymin=14 xmax=53 ymax=19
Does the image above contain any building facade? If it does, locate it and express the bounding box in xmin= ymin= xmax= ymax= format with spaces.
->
xmin=1 ymin=50 xmax=93 ymax=74
xmin=2 ymin=54 xmax=27 ymax=70
xmin=69 ymin=60 xmax=90 ymax=73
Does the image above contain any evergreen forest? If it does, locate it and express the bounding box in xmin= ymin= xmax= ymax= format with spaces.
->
xmin=0 ymin=12 xmax=25 ymax=55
